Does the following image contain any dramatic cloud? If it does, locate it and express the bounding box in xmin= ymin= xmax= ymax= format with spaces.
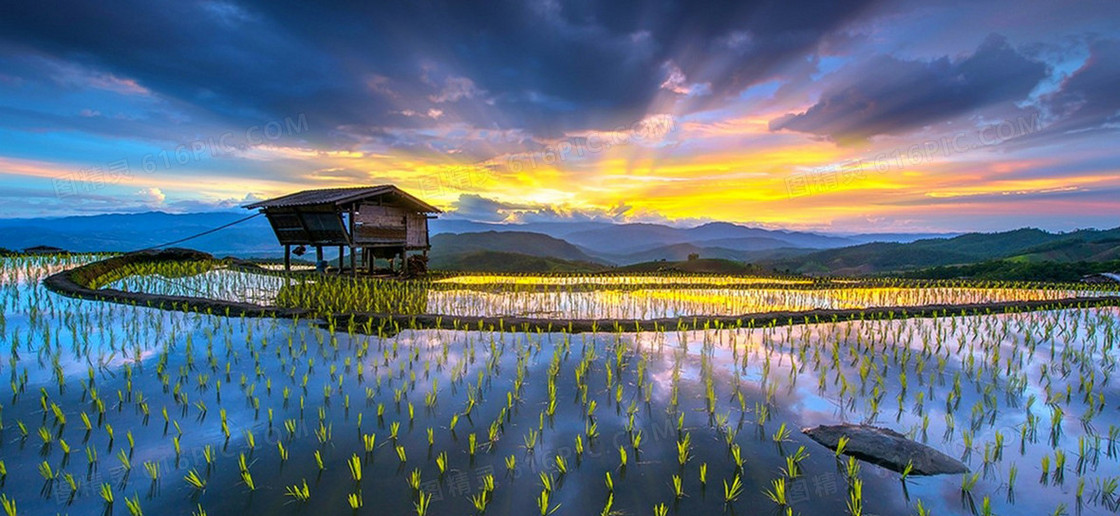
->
xmin=1041 ymin=39 xmax=1120 ymax=135
xmin=770 ymin=35 xmax=1049 ymax=143
xmin=0 ymin=0 xmax=1117 ymax=231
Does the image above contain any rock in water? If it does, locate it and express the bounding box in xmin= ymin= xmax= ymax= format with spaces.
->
xmin=802 ymin=424 xmax=968 ymax=476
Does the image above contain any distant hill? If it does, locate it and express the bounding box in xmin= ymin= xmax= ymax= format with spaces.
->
xmin=0 ymin=211 xmax=944 ymax=260
xmin=0 ymin=211 xmax=279 ymax=255
xmin=429 ymin=231 xmax=603 ymax=264
xmin=763 ymin=227 xmax=1120 ymax=275
xmin=900 ymin=259 xmax=1120 ymax=282
xmin=615 ymin=258 xmax=766 ymax=274
xmin=562 ymin=222 xmax=858 ymax=258
xmin=3 ymin=211 xmax=1115 ymax=279
xmin=428 ymin=250 xmax=605 ymax=273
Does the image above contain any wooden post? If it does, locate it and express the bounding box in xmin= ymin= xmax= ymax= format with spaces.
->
xmin=348 ymin=206 xmax=357 ymax=277
xmin=338 ymin=245 xmax=344 ymax=273
xmin=284 ymin=245 xmax=291 ymax=272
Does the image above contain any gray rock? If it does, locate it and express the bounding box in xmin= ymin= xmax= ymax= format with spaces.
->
xmin=802 ymin=424 xmax=968 ymax=476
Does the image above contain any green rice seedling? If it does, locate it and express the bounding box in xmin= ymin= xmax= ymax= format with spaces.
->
xmin=1 ymin=493 xmax=15 ymax=516
xmin=524 ymin=429 xmax=538 ymax=452
xmin=37 ymin=460 xmax=55 ymax=482
xmin=596 ymin=491 xmax=614 ymax=516
xmin=723 ymin=473 xmax=743 ymax=503
xmin=469 ymin=433 xmax=477 ymax=457
xmin=348 ymin=492 xmax=363 ymax=509
xmin=555 ymin=455 xmax=567 ymax=475
xmin=124 ymin=494 xmax=142 ymax=516
xmin=961 ymin=472 xmax=979 ymax=494
xmin=764 ymin=477 xmax=787 ymax=506
xmin=407 ymin=468 xmax=423 ymax=491
xmin=241 ymin=469 xmax=256 ymax=491
xmin=117 ymin=449 xmax=132 ymax=471
xmin=348 ymin=454 xmax=362 ymax=482
xmin=315 ymin=450 xmax=325 ymax=471
xmin=99 ymin=483 xmax=114 ymax=505
xmin=836 ymin=435 xmax=850 ymax=457
xmin=700 ymin=463 xmax=707 ymax=485
xmin=415 ymin=491 xmax=433 ymax=516
xmin=505 ymin=455 xmax=516 ymax=473
xmin=285 ymin=479 xmax=311 ymax=503
xmin=619 ymin=445 xmax=628 ymax=468
xmin=847 ymin=478 xmax=863 ymax=516
xmin=277 ymin=441 xmax=289 ymax=462
xmin=436 ymin=452 xmax=448 ymax=475
xmin=536 ymin=489 xmax=559 ymax=515
xmin=672 ymin=474 xmax=684 ymax=498
xmin=731 ymin=444 xmax=744 ymax=470
xmin=539 ymin=472 xmax=554 ymax=494
xmin=144 ymin=461 xmax=159 ymax=481
xmin=845 ymin=456 xmax=860 ymax=481
xmin=672 ymin=432 xmax=689 ymax=465
xmin=363 ymin=433 xmax=376 ymax=453
xmin=184 ymin=470 xmax=206 ymax=491
xmin=396 ymin=445 xmax=408 ymax=463
xmin=1054 ymin=449 xmax=1066 ymax=483
xmin=471 ymin=491 xmax=489 ymax=513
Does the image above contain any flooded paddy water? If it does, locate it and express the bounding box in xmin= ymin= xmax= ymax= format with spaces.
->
xmin=4 ymin=256 xmax=1120 ymax=515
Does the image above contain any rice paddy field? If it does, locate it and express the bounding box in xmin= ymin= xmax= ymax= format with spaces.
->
xmin=5 ymin=254 xmax=1120 ymax=515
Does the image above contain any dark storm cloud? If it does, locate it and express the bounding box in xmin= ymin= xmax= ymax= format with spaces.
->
xmin=0 ymin=0 xmax=873 ymax=146
xmin=1041 ymin=39 xmax=1120 ymax=135
xmin=769 ymin=34 xmax=1049 ymax=143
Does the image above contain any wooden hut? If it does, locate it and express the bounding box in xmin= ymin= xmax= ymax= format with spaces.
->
xmin=244 ymin=185 xmax=441 ymax=274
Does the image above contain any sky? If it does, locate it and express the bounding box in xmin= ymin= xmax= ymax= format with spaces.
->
xmin=0 ymin=0 xmax=1118 ymax=233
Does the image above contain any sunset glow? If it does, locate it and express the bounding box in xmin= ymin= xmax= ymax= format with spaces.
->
xmin=1 ymin=1 xmax=1117 ymax=232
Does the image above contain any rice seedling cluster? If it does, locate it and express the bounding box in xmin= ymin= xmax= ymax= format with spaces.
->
xmin=1 ymin=254 xmax=1120 ymax=514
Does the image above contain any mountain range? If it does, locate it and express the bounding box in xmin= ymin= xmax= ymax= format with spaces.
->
xmin=2 ymin=211 xmax=1116 ymax=278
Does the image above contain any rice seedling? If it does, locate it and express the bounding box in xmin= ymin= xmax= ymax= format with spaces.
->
xmin=144 ymin=461 xmax=160 ymax=482
xmin=184 ymin=469 xmax=206 ymax=491
xmin=415 ymin=491 xmax=433 ymax=516
xmin=284 ymin=479 xmax=311 ymax=503
xmin=124 ymin=494 xmax=143 ymax=516
xmin=764 ymin=477 xmax=787 ymax=507
xmin=348 ymin=454 xmax=362 ymax=482
xmin=0 ymin=494 xmax=15 ymax=516
xmin=99 ymin=483 xmax=114 ymax=505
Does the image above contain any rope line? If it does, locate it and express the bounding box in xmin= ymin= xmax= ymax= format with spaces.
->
xmin=133 ymin=212 xmax=262 ymax=253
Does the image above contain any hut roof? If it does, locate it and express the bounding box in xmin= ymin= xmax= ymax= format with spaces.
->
xmin=244 ymin=185 xmax=441 ymax=212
